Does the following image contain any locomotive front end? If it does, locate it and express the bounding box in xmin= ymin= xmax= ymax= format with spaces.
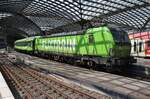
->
xmin=109 ymin=28 xmax=136 ymax=65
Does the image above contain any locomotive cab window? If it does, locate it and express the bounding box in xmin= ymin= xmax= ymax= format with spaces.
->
xmin=110 ymin=28 xmax=129 ymax=43
xmin=89 ymin=34 xmax=94 ymax=43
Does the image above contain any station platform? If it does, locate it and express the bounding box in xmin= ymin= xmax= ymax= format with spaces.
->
xmin=0 ymin=72 xmax=14 ymax=99
xmin=134 ymin=58 xmax=150 ymax=67
xmin=10 ymin=52 xmax=150 ymax=99
xmin=131 ymin=58 xmax=150 ymax=77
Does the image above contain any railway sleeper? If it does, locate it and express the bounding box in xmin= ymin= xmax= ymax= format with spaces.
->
xmin=0 ymin=58 xmax=111 ymax=99
xmin=24 ymin=66 xmax=103 ymax=98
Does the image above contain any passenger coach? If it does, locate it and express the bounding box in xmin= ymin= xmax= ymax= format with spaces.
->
xmin=129 ymin=32 xmax=150 ymax=57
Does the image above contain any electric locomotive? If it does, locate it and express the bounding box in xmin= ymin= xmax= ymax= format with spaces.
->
xmin=14 ymin=26 xmax=136 ymax=68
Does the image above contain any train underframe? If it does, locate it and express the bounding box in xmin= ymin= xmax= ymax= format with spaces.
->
xmin=34 ymin=51 xmax=136 ymax=70
xmin=15 ymin=49 xmax=136 ymax=70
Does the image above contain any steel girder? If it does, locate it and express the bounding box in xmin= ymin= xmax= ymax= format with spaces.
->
xmin=0 ymin=0 xmax=149 ymax=36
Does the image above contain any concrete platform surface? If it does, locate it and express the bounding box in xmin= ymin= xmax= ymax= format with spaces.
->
xmin=134 ymin=58 xmax=150 ymax=67
xmin=0 ymin=72 xmax=14 ymax=99
xmin=10 ymin=52 xmax=150 ymax=99
xmin=131 ymin=58 xmax=150 ymax=77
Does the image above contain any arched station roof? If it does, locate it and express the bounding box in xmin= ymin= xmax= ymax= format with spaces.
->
xmin=0 ymin=0 xmax=150 ymax=36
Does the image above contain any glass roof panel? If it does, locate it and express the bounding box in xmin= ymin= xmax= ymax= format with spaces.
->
xmin=0 ymin=0 xmax=149 ymax=35
xmin=0 ymin=13 xmax=12 ymax=19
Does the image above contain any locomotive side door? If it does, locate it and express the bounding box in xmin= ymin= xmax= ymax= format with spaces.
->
xmin=88 ymin=34 xmax=95 ymax=55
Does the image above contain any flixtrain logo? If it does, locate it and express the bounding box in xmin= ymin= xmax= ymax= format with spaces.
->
xmin=42 ymin=38 xmax=76 ymax=51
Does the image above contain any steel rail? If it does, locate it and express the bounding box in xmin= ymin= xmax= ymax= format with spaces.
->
xmin=0 ymin=54 xmax=111 ymax=99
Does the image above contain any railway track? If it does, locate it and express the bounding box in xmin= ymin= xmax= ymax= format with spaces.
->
xmin=7 ymin=52 xmax=150 ymax=82
xmin=0 ymin=54 xmax=111 ymax=99
xmin=9 ymin=52 xmax=150 ymax=82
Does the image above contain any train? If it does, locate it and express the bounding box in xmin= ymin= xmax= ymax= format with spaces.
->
xmin=129 ymin=31 xmax=150 ymax=58
xmin=0 ymin=38 xmax=6 ymax=49
xmin=14 ymin=26 xmax=136 ymax=69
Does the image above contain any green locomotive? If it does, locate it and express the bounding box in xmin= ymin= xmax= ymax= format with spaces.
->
xmin=14 ymin=26 xmax=136 ymax=67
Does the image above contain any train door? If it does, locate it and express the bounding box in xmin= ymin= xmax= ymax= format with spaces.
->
xmin=145 ymin=40 xmax=150 ymax=57
xmin=130 ymin=39 xmax=138 ymax=56
xmin=137 ymin=39 xmax=145 ymax=57
xmin=88 ymin=34 xmax=94 ymax=55
xmin=130 ymin=39 xmax=144 ymax=57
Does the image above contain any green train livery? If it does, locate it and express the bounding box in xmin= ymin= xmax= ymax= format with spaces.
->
xmin=14 ymin=26 xmax=136 ymax=68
